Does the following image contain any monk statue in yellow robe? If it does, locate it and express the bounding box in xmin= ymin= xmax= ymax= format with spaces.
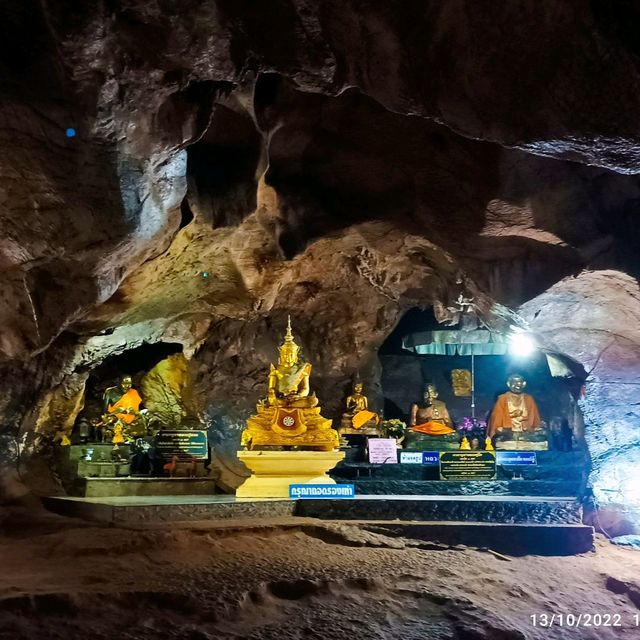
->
xmin=100 ymin=375 xmax=146 ymax=440
xmin=488 ymin=374 xmax=546 ymax=447
xmin=241 ymin=317 xmax=339 ymax=451
xmin=339 ymin=381 xmax=381 ymax=435
xmin=409 ymin=384 xmax=456 ymax=436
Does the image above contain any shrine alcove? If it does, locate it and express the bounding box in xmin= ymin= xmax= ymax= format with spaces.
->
xmin=75 ymin=341 xmax=196 ymax=434
xmin=379 ymin=307 xmax=587 ymax=447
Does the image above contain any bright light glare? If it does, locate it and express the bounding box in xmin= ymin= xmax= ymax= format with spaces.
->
xmin=509 ymin=332 xmax=536 ymax=357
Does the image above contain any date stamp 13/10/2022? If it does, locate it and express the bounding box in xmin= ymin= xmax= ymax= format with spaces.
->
xmin=530 ymin=612 xmax=640 ymax=628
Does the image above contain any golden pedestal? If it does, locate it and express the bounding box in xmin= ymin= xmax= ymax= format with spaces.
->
xmin=243 ymin=404 xmax=339 ymax=451
xmin=236 ymin=450 xmax=345 ymax=498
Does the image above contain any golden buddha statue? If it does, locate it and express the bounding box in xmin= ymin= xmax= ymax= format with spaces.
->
xmin=241 ymin=317 xmax=339 ymax=451
xmin=409 ymin=384 xmax=456 ymax=436
xmin=339 ymin=381 xmax=381 ymax=435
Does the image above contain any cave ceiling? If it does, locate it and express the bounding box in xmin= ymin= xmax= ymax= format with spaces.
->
xmin=2 ymin=1 xmax=640 ymax=503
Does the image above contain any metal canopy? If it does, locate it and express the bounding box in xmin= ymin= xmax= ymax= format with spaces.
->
xmin=402 ymin=329 xmax=510 ymax=356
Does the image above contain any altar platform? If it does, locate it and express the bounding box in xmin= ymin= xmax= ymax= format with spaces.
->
xmin=331 ymin=450 xmax=589 ymax=498
xmin=42 ymin=493 xmax=594 ymax=555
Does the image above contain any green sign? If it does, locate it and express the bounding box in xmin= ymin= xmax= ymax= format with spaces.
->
xmin=439 ymin=450 xmax=496 ymax=480
xmin=155 ymin=430 xmax=208 ymax=460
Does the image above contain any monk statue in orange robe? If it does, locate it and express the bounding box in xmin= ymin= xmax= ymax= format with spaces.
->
xmin=409 ymin=384 xmax=456 ymax=436
xmin=488 ymin=374 xmax=543 ymax=440
xmin=101 ymin=375 xmax=145 ymax=440
xmin=339 ymin=381 xmax=381 ymax=436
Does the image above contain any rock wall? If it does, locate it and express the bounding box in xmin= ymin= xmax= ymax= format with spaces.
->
xmin=520 ymin=271 xmax=640 ymax=532
xmin=1 ymin=2 xmax=640 ymax=518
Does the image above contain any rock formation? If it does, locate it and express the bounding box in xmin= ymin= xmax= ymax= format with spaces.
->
xmin=1 ymin=1 xmax=640 ymax=527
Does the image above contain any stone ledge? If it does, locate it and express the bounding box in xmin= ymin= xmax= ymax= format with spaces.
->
xmin=295 ymin=495 xmax=583 ymax=524
xmin=70 ymin=477 xmax=218 ymax=498
xmin=334 ymin=479 xmax=584 ymax=497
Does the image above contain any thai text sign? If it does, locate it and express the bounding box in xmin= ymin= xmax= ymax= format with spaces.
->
xmin=289 ymin=484 xmax=355 ymax=499
xmin=368 ymin=438 xmax=398 ymax=464
xmin=422 ymin=451 xmax=439 ymax=465
xmin=399 ymin=451 xmax=422 ymax=464
xmin=155 ymin=430 xmax=208 ymax=460
xmin=439 ymin=451 xmax=496 ymax=480
xmin=399 ymin=451 xmax=439 ymax=465
xmin=496 ymin=451 xmax=537 ymax=466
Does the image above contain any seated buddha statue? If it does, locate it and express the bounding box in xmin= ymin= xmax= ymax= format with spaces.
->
xmin=409 ymin=384 xmax=456 ymax=436
xmin=339 ymin=381 xmax=381 ymax=435
xmin=100 ymin=375 xmax=146 ymax=441
xmin=488 ymin=374 xmax=547 ymax=448
xmin=241 ymin=317 xmax=339 ymax=451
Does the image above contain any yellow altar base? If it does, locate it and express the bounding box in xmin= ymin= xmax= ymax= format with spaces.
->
xmin=236 ymin=450 xmax=345 ymax=498
xmin=243 ymin=405 xmax=339 ymax=451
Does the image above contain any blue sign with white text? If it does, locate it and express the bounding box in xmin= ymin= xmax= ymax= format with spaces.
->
xmin=422 ymin=451 xmax=440 ymax=465
xmin=496 ymin=451 xmax=537 ymax=466
xmin=289 ymin=484 xmax=355 ymax=499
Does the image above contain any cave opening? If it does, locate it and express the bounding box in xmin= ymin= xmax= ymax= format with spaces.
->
xmin=185 ymin=102 xmax=263 ymax=228
xmin=379 ymin=307 xmax=587 ymax=450
xmin=79 ymin=341 xmax=184 ymax=424
xmin=89 ymin=341 xmax=183 ymax=384
xmin=179 ymin=196 xmax=194 ymax=229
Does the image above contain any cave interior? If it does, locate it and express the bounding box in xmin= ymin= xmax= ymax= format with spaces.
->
xmin=3 ymin=2 xmax=640 ymax=637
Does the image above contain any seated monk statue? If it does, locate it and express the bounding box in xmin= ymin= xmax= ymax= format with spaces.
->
xmin=340 ymin=381 xmax=380 ymax=434
xmin=488 ymin=374 xmax=544 ymax=441
xmin=409 ymin=384 xmax=456 ymax=436
xmin=101 ymin=375 xmax=146 ymax=440
xmin=241 ymin=317 xmax=339 ymax=451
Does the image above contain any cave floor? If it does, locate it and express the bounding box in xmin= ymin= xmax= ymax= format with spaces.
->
xmin=0 ymin=506 xmax=639 ymax=639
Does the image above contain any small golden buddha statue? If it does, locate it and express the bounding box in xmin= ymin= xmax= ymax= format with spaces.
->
xmin=54 ymin=430 xmax=71 ymax=446
xmin=409 ymin=384 xmax=456 ymax=436
xmin=339 ymin=381 xmax=381 ymax=435
xmin=111 ymin=423 xmax=126 ymax=445
xmin=241 ymin=317 xmax=339 ymax=451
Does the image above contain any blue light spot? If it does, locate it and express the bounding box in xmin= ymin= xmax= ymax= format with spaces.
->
xmin=202 ymin=272 xmax=209 ymax=278
xmin=66 ymin=128 xmax=76 ymax=138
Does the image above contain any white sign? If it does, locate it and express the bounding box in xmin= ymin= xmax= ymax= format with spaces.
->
xmin=368 ymin=438 xmax=398 ymax=464
xmin=400 ymin=451 xmax=423 ymax=464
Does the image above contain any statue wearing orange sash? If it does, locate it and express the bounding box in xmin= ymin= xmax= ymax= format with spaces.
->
xmin=101 ymin=375 xmax=145 ymax=441
xmin=488 ymin=374 xmax=542 ymax=437
xmin=339 ymin=381 xmax=381 ymax=435
xmin=409 ymin=384 xmax=456 ymax=436
xmin=103 ymin=375 xmax=142 ymax=424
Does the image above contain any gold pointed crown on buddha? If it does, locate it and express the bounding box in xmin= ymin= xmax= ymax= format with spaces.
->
xmin=278 ymin=316 xmax=300 ymax=361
